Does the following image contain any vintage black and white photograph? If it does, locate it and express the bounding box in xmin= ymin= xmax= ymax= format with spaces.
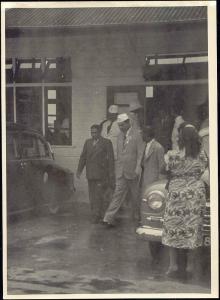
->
xmin=1 ymin=1 xmax=218 ymax=299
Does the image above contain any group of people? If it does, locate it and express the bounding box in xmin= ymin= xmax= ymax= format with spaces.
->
xmin=76 ymin=102 xmax=209 ymax=278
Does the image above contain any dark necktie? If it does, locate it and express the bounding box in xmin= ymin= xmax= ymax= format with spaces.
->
xmin=107 ymin=121 xmax=114 ymax=134
xmin=122 ymin=134 xmax=126 ymax=150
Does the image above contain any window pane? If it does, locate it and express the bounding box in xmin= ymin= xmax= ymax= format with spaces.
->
xmin=44 ymin=57 xmax=72 ymax=83
xmin=20 ymin=63 xmax=33 ymax=69
xmin=16 ymin=87 xmax=42 ymax=132
xmin=20 ymin=134 xmax=39 ymax=158
xmin=185 ymin=56 xmax=208 ymax=63
xmin=15 ymin=58 xmax=42 ymax=83
xmin=48 ymin=90 xmax=56 ymax=99
xmin=157 ymin=57 xmax=183 ymax=64
xmin=48 ymin=104 xmax=56 ymax=115
xmin=48 ymin=116 xmax=56 ymax=127
xmin=45 ymin=87 xmax=71 ymax=145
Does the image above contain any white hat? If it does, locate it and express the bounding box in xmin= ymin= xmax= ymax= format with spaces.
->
xmin=199 ymin=127 xmax=209 ymax=138
xmin=129 ymin=102 xmax=143 ymax=112
xmin=117 ymin=113 xmax=129 ymax=123
xmin=108 ymin=105 xmax=118 ymax=114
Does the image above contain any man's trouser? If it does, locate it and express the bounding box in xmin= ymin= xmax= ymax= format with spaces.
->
xmin=88 ymin=179 xmax=106 ymax=221
xmin=103 ymin=175 xmax=140 ymax=224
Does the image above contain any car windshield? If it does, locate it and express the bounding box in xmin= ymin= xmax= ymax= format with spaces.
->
xmin=20 ymin=133 xmax=50 ymax=159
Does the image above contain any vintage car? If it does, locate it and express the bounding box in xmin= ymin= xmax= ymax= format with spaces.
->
xmin=6 ymin=123 xmax=75 ymax=217
xmin=136 ymin=127 xmax=210 ymax=258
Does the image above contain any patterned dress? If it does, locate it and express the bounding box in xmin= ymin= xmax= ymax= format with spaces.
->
xmin=162 ymin=149 xmax=208 ymax=249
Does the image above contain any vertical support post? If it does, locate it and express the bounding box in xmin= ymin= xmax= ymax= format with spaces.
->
xmin=12 ymin=58 xmax=16 ymax=123
xmin=42 ymin=58 xmax=45 ymax=135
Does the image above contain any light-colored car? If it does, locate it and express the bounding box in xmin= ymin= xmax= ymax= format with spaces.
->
xmin=6 ymin=123 xmax=75 ymax=217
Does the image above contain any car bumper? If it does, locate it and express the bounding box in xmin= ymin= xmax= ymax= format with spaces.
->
xmin=136 ymin=225 xmax=162 ymax=242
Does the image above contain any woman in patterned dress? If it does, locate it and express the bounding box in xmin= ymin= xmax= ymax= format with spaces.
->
xmin=162 ymin=124 xmax=208 ymax=277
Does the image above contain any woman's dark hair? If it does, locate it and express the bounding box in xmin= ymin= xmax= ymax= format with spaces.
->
xmin=178 ymin=125 xmax=201 ymax=158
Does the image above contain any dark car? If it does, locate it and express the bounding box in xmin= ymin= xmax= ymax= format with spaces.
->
xmin=136 ymin=128 xmax=210 ymax=258
xmin=6 ymin=123 xmax=75 ymax=217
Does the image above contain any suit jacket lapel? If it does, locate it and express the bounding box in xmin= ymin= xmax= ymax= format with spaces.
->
xmin=87 ymin=138 xmax=103 ymax=160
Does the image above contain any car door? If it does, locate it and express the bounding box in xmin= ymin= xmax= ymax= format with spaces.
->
xmin=19 ymin=132 xmax=46 ymax=210
xmin=6 ymin=130 xmax=29 ymax=214
xmin=19 ymin=131 xmax=56 ymax=212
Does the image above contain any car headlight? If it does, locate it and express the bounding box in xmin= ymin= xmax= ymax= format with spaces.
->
xmin=146 ymin=191 xmax=165 ymax=211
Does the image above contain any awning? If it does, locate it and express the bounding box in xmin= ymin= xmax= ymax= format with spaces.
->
xmin=5 ymin=6 xmax=207 ymax=29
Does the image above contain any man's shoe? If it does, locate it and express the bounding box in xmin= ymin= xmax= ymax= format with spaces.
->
xmin=102 ymin=220 xmax=116 ymax=228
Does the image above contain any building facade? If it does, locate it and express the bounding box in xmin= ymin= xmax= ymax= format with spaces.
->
xmin=5 ymin=7 xmax=208 ymax=194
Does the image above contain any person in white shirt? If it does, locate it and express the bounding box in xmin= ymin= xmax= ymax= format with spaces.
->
xmin=100 ymin=105 xmax=120 ymax=160
xmin=171 ymin=114 xmax=185 ymax=150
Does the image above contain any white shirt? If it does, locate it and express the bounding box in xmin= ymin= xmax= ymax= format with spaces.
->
xmin=145 ymin=139 xmax=155 ymax=157
xmin=171 ymin=115 xmax=184 ymax=150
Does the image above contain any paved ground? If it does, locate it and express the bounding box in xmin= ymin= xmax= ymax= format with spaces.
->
xmin=6 ymin=198 xmax=211 ymax=296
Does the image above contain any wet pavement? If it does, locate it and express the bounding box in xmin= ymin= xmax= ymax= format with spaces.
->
xmin=7 ymin=199 xmax=211 ymax=295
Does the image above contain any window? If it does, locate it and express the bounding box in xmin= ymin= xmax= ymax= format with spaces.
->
xmin=45 ymin=87 xmax=71 ymax=145
xmin=5 ymin=57 xmax=72 ymax=146
xmin=16 ymin=87 xmax=42 ymax=132
xmin=15 ymin=58 xmax=42 ymax=83
xmin=44 ymin=57 xmax=72 ymax=83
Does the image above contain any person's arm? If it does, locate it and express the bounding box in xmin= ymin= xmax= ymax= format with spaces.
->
xmin=76 ymin=140 xmax=87 ymax=178
xmin=157 ymin=146 xmax=166 ymax=179
xmin=135 ymin=133 xmax=145 ymax=177
xmin=106 ymin=139 xmax=115 ymax=188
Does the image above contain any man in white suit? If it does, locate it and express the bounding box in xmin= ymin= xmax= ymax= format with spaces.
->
xmin=140 ymin=126 xmax=165 ymax=195
xmin=103 ymin=113 xmax=144 ymax=227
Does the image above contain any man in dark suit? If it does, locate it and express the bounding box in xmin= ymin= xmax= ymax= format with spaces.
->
xmin=103 ymin=113 xmax=144 ymax=227
xmin=140 ymin=126 xmax=165 ymax=196
xmin=76 ymin=124 xmax=115 ymax=224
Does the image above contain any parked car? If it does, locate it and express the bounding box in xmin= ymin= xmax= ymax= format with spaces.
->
xmin=136 ymin=127 xmax=210 ymax=258
xmin=6 ymin=123 xmax=75 ymax=217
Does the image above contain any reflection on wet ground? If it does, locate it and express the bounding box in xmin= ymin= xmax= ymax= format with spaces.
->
xmin=7 ymin=201 xmax=211 ymax=295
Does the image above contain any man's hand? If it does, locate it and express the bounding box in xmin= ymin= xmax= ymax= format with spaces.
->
xmin=135 ymin=166 xmax=142 ymax=178
xmin=76 ymin=171 xmax=81 ymax=179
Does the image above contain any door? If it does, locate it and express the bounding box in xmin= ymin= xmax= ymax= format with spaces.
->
xmin=107 ymin=85 xmax=146 ymax=117
xmin=19 ymin=132 xmax=46 ymax=210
